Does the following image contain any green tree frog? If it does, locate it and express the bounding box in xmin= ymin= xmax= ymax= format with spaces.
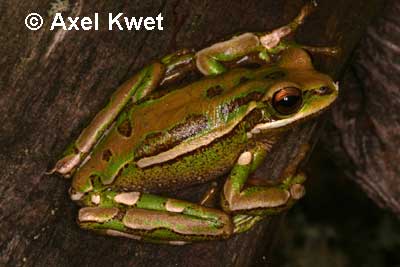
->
xmin=49 ymin=2 xmax=338 ymax=244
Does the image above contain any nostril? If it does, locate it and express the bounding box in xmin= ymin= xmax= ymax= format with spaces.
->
xmin=315 ymin=86 xmax=333 ymax=95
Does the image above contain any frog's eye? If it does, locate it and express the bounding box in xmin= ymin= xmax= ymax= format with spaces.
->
xmin=272 ymin=87 xmax=303 ymax=115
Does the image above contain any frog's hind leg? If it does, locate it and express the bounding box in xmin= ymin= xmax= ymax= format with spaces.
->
xmin=49 ymin=50 xmax=198 ymax=177
xmin=259 ymin=1 xmax=317 ymax=50
xmin=194 ymin=0 xmax=319 ymax=75
xmin=221 ymin=144 xmax=309 ymax=234
xmin=194 ymin=1 xmax=337 ymax=76
xmin=77 ymin=192 xmax=233 ymax=244
xmin=48 ymin=63 xmax=165 ymax=176
xmin=259 ymin=1 xmax=339 ymax=56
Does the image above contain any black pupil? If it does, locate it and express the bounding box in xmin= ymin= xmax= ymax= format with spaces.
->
xmin=273 ymin=87 xmax=302 ymax=115
xmin=280 ymin=95 xmax=300 ymax=107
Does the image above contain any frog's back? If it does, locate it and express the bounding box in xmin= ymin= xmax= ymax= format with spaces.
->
xmin=72 ymin=67 xmax=273 ymax=192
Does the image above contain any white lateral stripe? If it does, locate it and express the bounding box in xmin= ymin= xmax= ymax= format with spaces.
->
xmin=137 ymin=102 xmax=257 ymax=168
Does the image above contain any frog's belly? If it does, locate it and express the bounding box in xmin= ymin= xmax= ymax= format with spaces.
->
xmin=111 ymin=130 xmax=247 ymax=192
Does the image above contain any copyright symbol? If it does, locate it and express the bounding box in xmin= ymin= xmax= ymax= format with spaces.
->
xmin=25 ymin=13 xmax=43 ymax=31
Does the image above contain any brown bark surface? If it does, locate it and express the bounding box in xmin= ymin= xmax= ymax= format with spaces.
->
xmin=320 ymin=0 xmax=400 ymax=217
xmin=0 ymin=0 xmax=382 ymax=266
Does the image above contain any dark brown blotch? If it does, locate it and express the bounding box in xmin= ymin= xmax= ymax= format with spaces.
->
xmin=238 ymin=76 xmax=250 ymax=84
xmin=102 ymin=149 xmax=113 ymax=162
xmin=264 ymin=71 xmax=285 ymax=80
xmin=223 ymin=91 xmax=264 ymax=114
xmin=117 ymin=119 xmax=132 ymax=137
xmin=206 ymin=85 xmax=224 ymax=98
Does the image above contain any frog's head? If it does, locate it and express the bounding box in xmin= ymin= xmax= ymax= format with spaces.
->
xmin=252 ymin=48 xmax=338 ymax=133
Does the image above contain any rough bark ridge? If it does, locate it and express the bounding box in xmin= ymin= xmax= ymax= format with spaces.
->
xmin=320 ymin=0 xmax=400 ymax=216
xmin=0 ymin=0 xmax=381 ymax=266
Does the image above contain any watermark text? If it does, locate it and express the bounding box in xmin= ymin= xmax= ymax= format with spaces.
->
xmin=25 ymin=12 xmax=164 ymax=31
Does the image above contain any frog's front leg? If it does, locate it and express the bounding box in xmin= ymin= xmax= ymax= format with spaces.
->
xmin=221 ymin=144 xmax=308 ymax=233
xmin=77 ymin=191 xmax=233 ymax=244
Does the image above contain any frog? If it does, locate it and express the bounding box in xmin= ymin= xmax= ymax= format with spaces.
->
xmin=49 ymin=1 xmax=339 ymax=244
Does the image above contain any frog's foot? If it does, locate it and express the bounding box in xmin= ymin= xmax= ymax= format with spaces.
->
xmin=221 ymin=147 xmax=308 ymax=233
xmin=258 ymin=1 xmax=339 ymax=57
xmin=232 ymin=214 xmax=264 ymax=234
xmin=199 ymin=181 xmax=219 ymax=207
xmin=76 ymin=191 xmax=233 ymax=244
xmin=222 ymin=167 xmax=306 ymax=216
xmin=194 ymin=1 xmax=337 ymax=76
xmin=260 ymin=1 xmax=317 ymax=50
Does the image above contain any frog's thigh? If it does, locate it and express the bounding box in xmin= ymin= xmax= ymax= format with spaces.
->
xmin=78 ymin=193 xmax=233 ymax=243
xmin=222 ymin=149 xmax=306 ymax=213
xmin=50 ymin=63 xmax=165 ymax=176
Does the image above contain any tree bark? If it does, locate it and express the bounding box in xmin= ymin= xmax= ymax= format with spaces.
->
xmin=0 ymin=0 xmax=382 ymax=266
xmin=319 ymin=0 xmax=400 ymax=217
